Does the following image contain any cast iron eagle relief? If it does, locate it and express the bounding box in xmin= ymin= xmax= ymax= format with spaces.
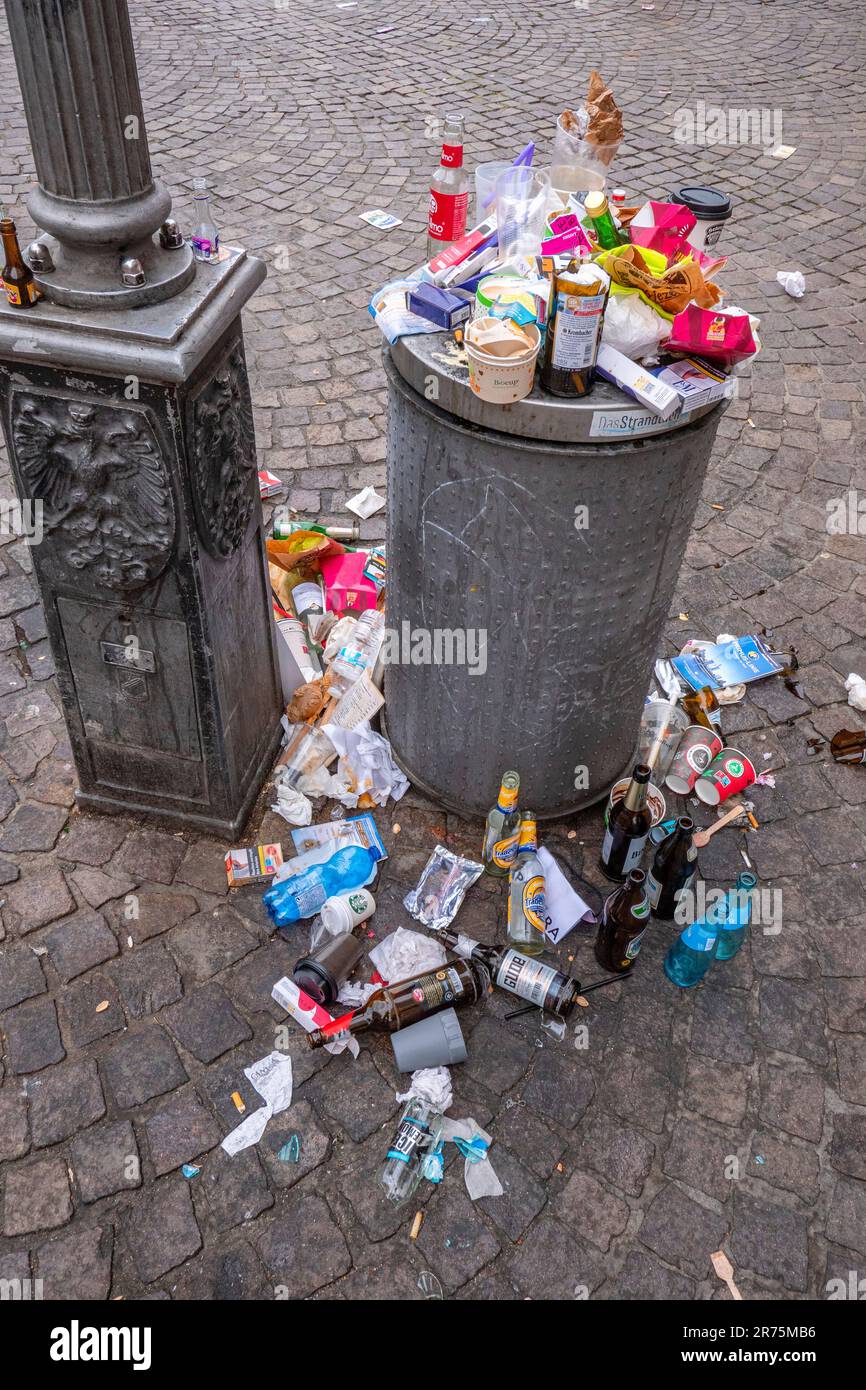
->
xmin=191 ymin=342 xmax=257 ymax=558
xmin=11 ymin=392 xmax=175 ymax=590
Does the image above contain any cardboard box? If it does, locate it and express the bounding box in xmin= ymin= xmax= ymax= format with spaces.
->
xmin=650 ymin=356 xmax=730 ymax=410
xmin=596 ymin=344 xmax=681 ymax=419
xmin=408 ymin=281 xmax=472 ymax=330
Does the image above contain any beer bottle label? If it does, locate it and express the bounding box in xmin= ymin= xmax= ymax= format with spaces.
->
xmin=386 ymin=1117 xmax=429 ymax=1165
xmin=624 ymin=929 xmax=647 ymax=961
xmin=428 ymin=189 xmax=469 ymax=243
xmin=621 ymin=833 xmax=648 ymax=874
xmin=646 ymin=871 xmax=662 ymax=908
xmin=522 ymin=875 xmax=548 ymax=932
xmin=551 ymin=290 xmax=606 ymax=370
xmin=496 ymin=949 xmax=560 ymax=1009
xmin=497 ymin=782 xmax=519 ymax=814
xmin=4 ymin=283 xmax=22 ymax=306
xmin=491 ymin=831 xmax=519 ymax=869
xmin=410 ymin=967 xmax=469 ymax=1012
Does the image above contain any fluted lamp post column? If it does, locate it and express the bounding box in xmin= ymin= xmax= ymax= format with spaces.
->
xmin=0 ymin=0 xmax=282 ymax=837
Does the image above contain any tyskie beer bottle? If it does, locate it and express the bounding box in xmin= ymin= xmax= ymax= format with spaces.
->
xmin=1 ymin=206 xmax=39 ymax=308
xmin=647 ymin=816 xmax=697 ymax=919
xmin=435 ymin=927 xmax=582 ymax=1021
xmin=594 ymin=869 xmax=651 ymax=974
xmin=306 ymin=958 xmax=486 ymax=1048
xmin=600 ymin=763 xmax=652 ymax=880
xmin=507 ymin=813 xmax=550 ymax=957
xmin=482 ymin=770 xmax=521 ymax=877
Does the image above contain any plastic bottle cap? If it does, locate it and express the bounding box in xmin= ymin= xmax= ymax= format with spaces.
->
xmin=391 ymin=1009 xmax=468 ymax=1072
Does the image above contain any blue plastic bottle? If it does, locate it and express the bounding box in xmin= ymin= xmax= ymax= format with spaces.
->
xmin=663 ymin=919 xmax=718 ymax=988
xmin=714 ymin=871 xmax=758 ymax=961
xmin=263 ymin=845 xmax=379 ymax=927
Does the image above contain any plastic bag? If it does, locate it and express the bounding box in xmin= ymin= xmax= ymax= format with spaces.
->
xmin=495 ymin=167 xmax=554 ymax=262
xmin=601 ymin=293 xmax=669 ymax=361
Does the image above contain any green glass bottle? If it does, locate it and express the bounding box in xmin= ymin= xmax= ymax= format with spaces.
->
xmin=583 ymin=190 xmax=625 ymax=250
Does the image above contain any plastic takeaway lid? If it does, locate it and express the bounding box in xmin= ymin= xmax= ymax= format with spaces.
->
xmin=670 ymin=185 xmax=733 ymax=220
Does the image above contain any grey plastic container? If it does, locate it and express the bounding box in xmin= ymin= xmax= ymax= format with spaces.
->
xmin=391 ymin=1008 xmax=468 ymax=1071
xmin=383 ymin=333 xmax=728 ymax=818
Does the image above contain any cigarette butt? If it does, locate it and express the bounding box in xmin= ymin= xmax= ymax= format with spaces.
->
xmin=410 ymin=1211 xmax=424 ymax=1240
xmin=231 ymin=1091 xmax=246 ymax=1114
xmin=747 ymin=813 xmax=759 ymax=830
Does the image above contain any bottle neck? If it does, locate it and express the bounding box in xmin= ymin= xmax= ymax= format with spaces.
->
xmin=623 ymin=777 xmax=647 ymax=812
xmin=440 ymin=137 xmax=464 ymax=169
xmin=1 ymin=222 xmax=23 ymax=266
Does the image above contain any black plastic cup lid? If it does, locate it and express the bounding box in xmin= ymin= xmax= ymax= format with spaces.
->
xmin=670 ymin=185 xmax=733 ymax=220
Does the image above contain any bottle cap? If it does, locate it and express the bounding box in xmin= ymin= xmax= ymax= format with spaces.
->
xmin=584 ymin=191 xmax=609 ymax=217
xmin=391 ymin=1009 xmax=468 ymax=1072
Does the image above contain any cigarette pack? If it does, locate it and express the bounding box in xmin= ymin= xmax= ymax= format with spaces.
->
xmin=423 ymin=217 xmax=498 ymax=283
xmin=258 ymin=469 xmax=282 ymax=498
xmin=651 ymin=356 xmax=730 ymax=409
xmin=596 ymin=344 xmax=682 ymax=419
xmin=439 ymin=243 xmax=499 ymax=288
xmin=225 ymin=843 xmax=283 ymax=887
xmin=407 ymin=281 xmax=472 ymax=330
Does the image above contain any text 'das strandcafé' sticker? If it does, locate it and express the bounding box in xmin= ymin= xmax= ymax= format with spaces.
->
xmin=589 ymin=406 xmax=684 ymax=439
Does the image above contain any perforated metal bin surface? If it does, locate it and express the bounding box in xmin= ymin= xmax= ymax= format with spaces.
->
xmin=384 ymin=334 xmax=728 ymax=818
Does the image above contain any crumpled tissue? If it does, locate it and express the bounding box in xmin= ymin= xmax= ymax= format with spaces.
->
xmin=776 ymin=270 xmax=805 ymax=298
xmin=601 ymin=291 xmax=669 ymax=361
xmin=323 ymin=616 xmax=358 ymax=663
xmin=538 ymin=846 xmax=596 ymax=943
xmin=337 ymin=978 xmax=379 ymax=1008
xmin=307 ymin=722 xmax=409 ymax=808
xmin=221 ymin=1051 xmax=293 ymax=1155
xmin=396 ymin=1066 xmax=453 ymax=1113
xmin=369 ymin=926 xmax=446 ymax=983
xmin=346 ymin=484 xmax=386 ymax=519
xmin=845 ymin=672 xmax=866 ymax=712
xmin=271 ymin=778 xmax=313 ymax=827
xmin=440 ymin=1116 xmax=503 ymax=1199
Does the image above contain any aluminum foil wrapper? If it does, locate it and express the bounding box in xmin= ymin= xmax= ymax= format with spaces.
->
xmin=403 ymin=844 xmax=484 ymax=931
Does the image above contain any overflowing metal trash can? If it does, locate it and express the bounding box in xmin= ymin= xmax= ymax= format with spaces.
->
xmin=384 ymin=333 xmax=729 ymax=818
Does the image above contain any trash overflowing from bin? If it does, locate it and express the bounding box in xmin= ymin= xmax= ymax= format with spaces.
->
xmin=368 ymin=72 xmax=758 ymax=415
xmin=211 ymin=74 xmax=855 ymax=1227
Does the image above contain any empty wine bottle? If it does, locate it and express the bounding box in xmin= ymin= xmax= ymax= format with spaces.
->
xmin=379 ymin=1098 xmax=443 ymax=1205
xmin=306 ymin=958 xmax=487 ymax=1049
xmin=714 ymin=871 xmax=758 ymax=961
xmin=594 ymin=869 xmax=651 ymax=974
xmin=647 ymin=816 xmax=697 ymax=919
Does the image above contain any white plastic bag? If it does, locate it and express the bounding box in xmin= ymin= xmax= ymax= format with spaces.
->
xmin=601 ymin=293 xmax=669 ymax=362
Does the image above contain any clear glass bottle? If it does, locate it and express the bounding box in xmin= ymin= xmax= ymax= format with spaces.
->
xmin=379 ymin=1098 xmax=443 ymax=1204
xmin=507 ymin=814 xmax=550 ymax=957
xmin=426 ymin=113 xmax=469 ymax=259
xmin=191 ymin=177 xmax=220 ymax=262
xmin=482 ymin=770 xmax=521 ymax=877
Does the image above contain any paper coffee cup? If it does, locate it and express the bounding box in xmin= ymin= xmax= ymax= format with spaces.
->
xmin=664 ymin=725 xmax=724 ymax=795
xmin=320 ymin=889 xmax=375 ymax=934
xmin=465 ymin=319 xmax=541 ymax=404
xmin=694 ymin=749 xmax=756 ymax=806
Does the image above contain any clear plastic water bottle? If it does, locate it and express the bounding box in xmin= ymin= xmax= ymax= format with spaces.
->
xmin=379 ymin=1098 xmax=443 ymax=1204
xmin=663 ymin=919 xmax=718 ymax=988
xmin=714 ymin=871 xmax=758 ymax=961
xmin=329 ymin=610 xmax=384 ymax=696
xmin=263 ymin=844 xmax=379 ymax=927
xmin=191 ymin=177 xmax=220 ymax=262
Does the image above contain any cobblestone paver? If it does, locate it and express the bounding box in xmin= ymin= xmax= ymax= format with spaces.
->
xmin=1 ymin=0 xmax=865 ymax=1300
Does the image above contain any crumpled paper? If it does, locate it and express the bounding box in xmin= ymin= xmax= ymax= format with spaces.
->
xmin=846 ymin=672 xmax=866 ymax=712
xmin=396 ymin=1066 xmax=453 ymax=1113
xmin=369 ymin=926 xmax=446 ymax=982
xmin=601 ymin=292 xmax=668 ymax=362
xmin=271 ymin=778 xmax=313 ymax=826
xmin=221 ymin=1051 xmax=294 ymax=1155
xmin=776 ymin=270 xmax=805 ymax=298
xmin=346 ymin=484 xmax=386 ymax=519
xmin=440 ymin=1116 xmax=503 ymax=1199
xmin=538 ymin=847 xmax=596 ymax=943
xmin=337 ymin=978 xmax=379 ymax=1008
xmin=299 ymin=723 xmax=409 ymax=808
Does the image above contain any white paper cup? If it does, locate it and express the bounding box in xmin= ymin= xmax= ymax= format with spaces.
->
xmin=320 ymin=889 xmax=375 ymax=934
xmin=465 ymin=320 xmax=540 ymax=404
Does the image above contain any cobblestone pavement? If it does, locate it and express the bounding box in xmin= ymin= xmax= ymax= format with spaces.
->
xmin=1 ymin=0 xmax=866 ymax=1302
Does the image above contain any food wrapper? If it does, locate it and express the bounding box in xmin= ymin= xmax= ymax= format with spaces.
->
xmin=403 ymin=845 xmax=484 ymax=931
xmin=665 ymin=304 xmax=757 ymax=365
xmin=584 ymin=69 xmax=624 ymax=156
xmin=596 ymin=244 xmax=721 ymax=318
xmin=630 ymin=200 xmax=696 ymax=242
